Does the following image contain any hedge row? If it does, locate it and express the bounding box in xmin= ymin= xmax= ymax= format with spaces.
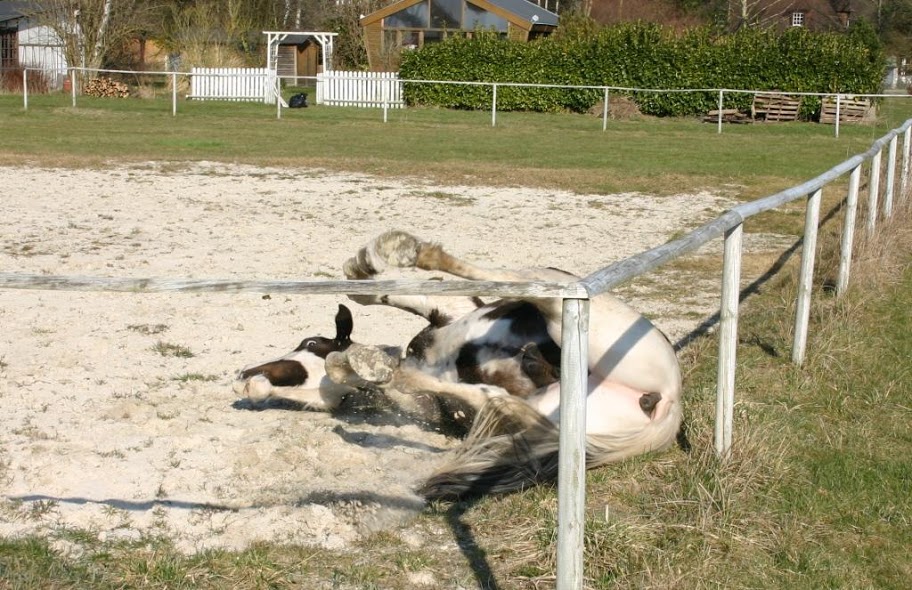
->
xmin=398 ymin=23 xmax=885 ymax=118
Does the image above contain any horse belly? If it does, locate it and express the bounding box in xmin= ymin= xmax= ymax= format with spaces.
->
xmin=529 ymin=378 xmax=650 ymax=435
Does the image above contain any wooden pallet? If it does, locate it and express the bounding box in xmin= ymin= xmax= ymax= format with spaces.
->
xmin=751 ymin=93 xmax=801 ymax=122
xmin=819 ymin=96 xmax=874 ymax=124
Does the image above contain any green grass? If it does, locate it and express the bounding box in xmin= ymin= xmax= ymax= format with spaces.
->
xmin=151 ymin=341 xmax=194 ymax=358
xmin=2 ymin=94 xmax=911 ymax=197
xmin=1 ymin=93 xmax=911 ymax=588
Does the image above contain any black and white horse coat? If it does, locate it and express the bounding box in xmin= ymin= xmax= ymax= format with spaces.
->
xmin=234 ymin=231 xmax=683 ymax=499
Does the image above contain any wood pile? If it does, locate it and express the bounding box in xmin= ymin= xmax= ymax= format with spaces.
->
xmin=819 ymin=96 xmax=875 ymax=124
xmin=84 ymin=77 xmax=130 ymax=98
xmin=751 ymin=93 xmax=801 ymax=122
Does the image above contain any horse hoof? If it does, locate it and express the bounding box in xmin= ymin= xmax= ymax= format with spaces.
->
xmin=347 ymin=344 xmax=400 ymax=384
xmin=374 ymin=230 xmax=422 ymax=268
xmin=238 ymin=374 xmax=273 ymax=403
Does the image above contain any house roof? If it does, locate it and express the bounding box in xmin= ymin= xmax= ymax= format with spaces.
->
xmin=361 ymin=0 xmax=559 ymax=29
xmin=0 ymin=1 xmax=35 ymax=25
xmin=487 ymin=0 xmax=558 ymax=26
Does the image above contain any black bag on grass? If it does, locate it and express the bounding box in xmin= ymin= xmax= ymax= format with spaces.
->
xmin=288 ymin=93 xmax=308 ymax=108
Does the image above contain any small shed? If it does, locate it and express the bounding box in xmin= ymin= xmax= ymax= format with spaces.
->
xmin=264 ymin=31 xmax=337 ymax=84
xmin=0 ymin=1 xmax=67 ymax=88
xmin=360 ymin=0 xmax=558 ymax=71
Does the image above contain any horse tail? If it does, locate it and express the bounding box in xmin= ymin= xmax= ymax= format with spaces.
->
xmin=417 ymin=397 xmax=561 ymax=500
xmin=584 ymin=394 xmax=683 ymax=469
xmin=417 ymin=395 xmax=682 ymax=501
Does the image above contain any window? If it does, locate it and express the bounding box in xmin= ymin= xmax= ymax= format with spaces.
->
xmin=465 ymin=3 xmax=508 ymax=32
xmin=1 ymin=29 xmax=17 ymax=68
xmin=430 ymin=0 xmax=461 ymax=29
xmin=386 ymin=3 xmax=429 ymax=28
xmin=382 ymin=0 xmax=511 ymax=53
xmin=791 ymin=11 xmax=805 ymax=27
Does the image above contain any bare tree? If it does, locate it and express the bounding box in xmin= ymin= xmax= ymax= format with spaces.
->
xmin=25 ymin=0 xmax=155 ymax=74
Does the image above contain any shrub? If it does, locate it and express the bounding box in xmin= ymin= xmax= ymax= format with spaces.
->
xmin=399 ymin=23 xmax=885 ymax=118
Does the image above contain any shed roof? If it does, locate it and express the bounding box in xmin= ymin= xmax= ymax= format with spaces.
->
xmin=0 ymin=1 xmax=36 ymax=25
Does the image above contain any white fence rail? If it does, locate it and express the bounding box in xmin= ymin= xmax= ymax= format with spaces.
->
xmin=188 ymin=67 xmax=276 ymax=104
xmin=316 ymin=70 xmax=404 ymax=108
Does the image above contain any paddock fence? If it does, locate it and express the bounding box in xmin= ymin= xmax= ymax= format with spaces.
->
xmin=4 ymin=72 xmax=912 ymax=588
xmin=188 ymin=67 xmax=277 ymax=104
xmin=315 ymin=70 xmax=404 ymax=108
xmin=15 ymin=66 xmax=912 ymax=135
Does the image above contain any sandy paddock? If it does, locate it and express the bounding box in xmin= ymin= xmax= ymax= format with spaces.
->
xmin=0 ymin=162 xmax=732 ymax=553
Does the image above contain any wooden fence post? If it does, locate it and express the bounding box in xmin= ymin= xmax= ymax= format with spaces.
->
xmin=715 ymin=223 xmax=743 ymax=458
xmin=837 ymin=165 xmax=861 ymax=296
xmin=792 ymin=188 xmax=823 ymax=366
xmin=883 ymin=136 xmax=897 ymax=219
xmin=902 ymin=128 xmax=911 ymax=201
xmin=866 ymin=150 xmax=882 ymax=234
xmin=556 ymin=297 xmax=589 ymax=590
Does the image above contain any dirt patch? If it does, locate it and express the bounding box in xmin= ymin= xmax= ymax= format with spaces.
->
xmin=0 ymin=162 xmax=733 ymax=553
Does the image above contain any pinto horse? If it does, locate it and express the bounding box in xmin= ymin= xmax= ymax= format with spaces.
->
xmin=234 ymin=230 xmax=683 ymax=499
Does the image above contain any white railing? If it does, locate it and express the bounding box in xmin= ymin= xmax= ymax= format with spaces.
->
xmin=188 ymin=67 xmax=276 ymax=104
xmin=4 ymin=70 xmax=912 ymax=589
xmin=17 ymin=66 xmax=912 ymax=132
xmin=316 ymin=70 xmax=404 ymax=109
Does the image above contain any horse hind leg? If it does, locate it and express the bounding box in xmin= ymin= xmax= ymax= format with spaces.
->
xmin=344 ymin=231 xmax=481 ymax=319
xmin=347 ymin=229 xmax=572 ymax=283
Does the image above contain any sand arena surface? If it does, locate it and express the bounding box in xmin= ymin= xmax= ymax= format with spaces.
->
xmin=0 ymin=162 xmax=731 ymax=553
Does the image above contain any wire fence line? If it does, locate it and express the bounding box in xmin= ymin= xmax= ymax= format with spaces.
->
xmin=5 ymin=64 xmax=912 ymax=589
xmin=15 ymin=65 xmax=912 ymax=134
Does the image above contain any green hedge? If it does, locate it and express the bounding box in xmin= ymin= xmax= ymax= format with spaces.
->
xmin=398 ymin=23 xmax=885 ymax=118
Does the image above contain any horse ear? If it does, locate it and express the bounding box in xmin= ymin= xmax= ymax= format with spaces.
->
xmin=335 ymin=304 xmax=353 ymax=343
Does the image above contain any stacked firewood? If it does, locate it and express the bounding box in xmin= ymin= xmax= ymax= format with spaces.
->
xmin=84 ymin=77 xmax=130 ymax=98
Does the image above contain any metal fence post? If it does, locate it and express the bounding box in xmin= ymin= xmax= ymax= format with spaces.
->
xmin=171 ymin=72 xmax=177 ymax=117
xmin=70 ymin=69 xmax=76 ymax=108
xmin=491 ymin=83 xmax=497 ymax=128
xmin=866 ymin=150 xmax=882 ymax=234
xmin=715 ymin=223 xmax=742 ymax=458
xmin=556 ymin=296 xmax=589 ymax=590
xmin=602 ymin=87 xmax=609 ymax=132
xmin=883 ymin=136 xmax=897 ymax=219
xmin=837 ymin=165 xmax=861 ymax=297
xmin=834 ymin=94 xmax=841 ymax=138
xmin=717 ymin=90 xmax=724 ymax=134
xmin=23 ymin=68 xmax=28 ymax=110
xmin=792 ymin=188 xmax=823 ymax=366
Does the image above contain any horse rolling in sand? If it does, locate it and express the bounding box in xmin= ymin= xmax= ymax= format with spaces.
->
xmin=234 ymin=230 xmax=683 ymax=499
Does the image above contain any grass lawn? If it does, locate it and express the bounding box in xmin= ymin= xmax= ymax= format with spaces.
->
xmin=0 ymin=93 xmax=911 ymax=588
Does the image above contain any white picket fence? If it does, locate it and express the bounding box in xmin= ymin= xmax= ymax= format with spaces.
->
xmin=316 ymin=71 xmax=404 ymax=108
xmin=188 ymin=67 xmax=277 ymax=104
